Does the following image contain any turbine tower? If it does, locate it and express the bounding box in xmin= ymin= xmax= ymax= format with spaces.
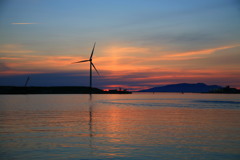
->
xmin=73 ymin=43 xmax=100 ymax=92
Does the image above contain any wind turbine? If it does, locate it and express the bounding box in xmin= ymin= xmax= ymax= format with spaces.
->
xmin=24 ymin=76 xmax=30 ymax=87
xmin=73 ymin=43 xmax=100 ymax=92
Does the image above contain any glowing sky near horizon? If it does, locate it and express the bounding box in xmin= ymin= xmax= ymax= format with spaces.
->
xmin=0 ymin=0 xmax=240 ymax=90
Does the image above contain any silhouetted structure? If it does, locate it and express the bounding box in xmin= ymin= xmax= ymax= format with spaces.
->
xmin=209 ymin=86 xmax=240 ymax=94
xmin=24 ymin=76 xmax=30 ymax=87
xmin=0 ymin=86 xmax=131 ymax=94
xmin=73 ymin=43 xmax=100 ymax=94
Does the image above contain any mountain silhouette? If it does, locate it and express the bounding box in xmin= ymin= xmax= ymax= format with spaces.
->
xmin=139 ymin=83 xmax=222 ymax=93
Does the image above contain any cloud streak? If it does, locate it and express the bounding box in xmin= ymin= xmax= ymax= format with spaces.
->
xmin=11 ymin=23 xmax=38 ymax=25
xmin=165 ymin=44 xmax=240 ymax=58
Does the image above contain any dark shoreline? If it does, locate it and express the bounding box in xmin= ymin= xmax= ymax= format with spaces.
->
xmin=0 ymin=86 xmax=132 ymax=94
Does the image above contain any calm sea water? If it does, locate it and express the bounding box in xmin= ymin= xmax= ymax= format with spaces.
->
xmin=0 ymin=93 xmax=240 ymax=160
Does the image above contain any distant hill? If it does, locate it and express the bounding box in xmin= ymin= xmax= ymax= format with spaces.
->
xmin=138 ymin=83 xmax=222 ymax=93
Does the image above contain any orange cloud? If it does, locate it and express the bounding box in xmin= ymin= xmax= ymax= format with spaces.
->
xmin=165 ymin=44 xmax=240 ymax=58
xmin=2 ymin=54 xmax=85 ymax=74
xmin=97 ymin=44 xmax=240 ymax=68
xmin=0 ymin=70 xmax=42 ymax=75
xmin=94 ymin=44 xmax=166 ymax=73
xmin=0 ymin=57 xmax=23 ymax=60
xmin=104 ymin=46 xmax=149 ymax=55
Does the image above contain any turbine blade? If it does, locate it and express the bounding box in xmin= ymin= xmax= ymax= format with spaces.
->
xmin=73 ymin=59 xmax=89 ymax=63
xmin=91 ymin=62 xmax=100 ymax=76
xmin=90 ymin=42 xmax=96 ymax=59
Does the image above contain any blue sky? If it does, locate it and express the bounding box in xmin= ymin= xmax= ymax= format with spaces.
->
xmin=0 ymin=0 xmax=240 ymax=90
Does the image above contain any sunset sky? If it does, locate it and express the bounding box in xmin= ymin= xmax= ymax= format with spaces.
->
xmin=0 ymin=0 xmax=240 ymax=90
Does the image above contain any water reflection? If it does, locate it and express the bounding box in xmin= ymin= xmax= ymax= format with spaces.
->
xmin=0 ymin=94 xmax=240 ymax=159
xmin=88 ymin=94 xmax=94 ymax=151
xmin=89 ymin=95 xmax=93 ymax=137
